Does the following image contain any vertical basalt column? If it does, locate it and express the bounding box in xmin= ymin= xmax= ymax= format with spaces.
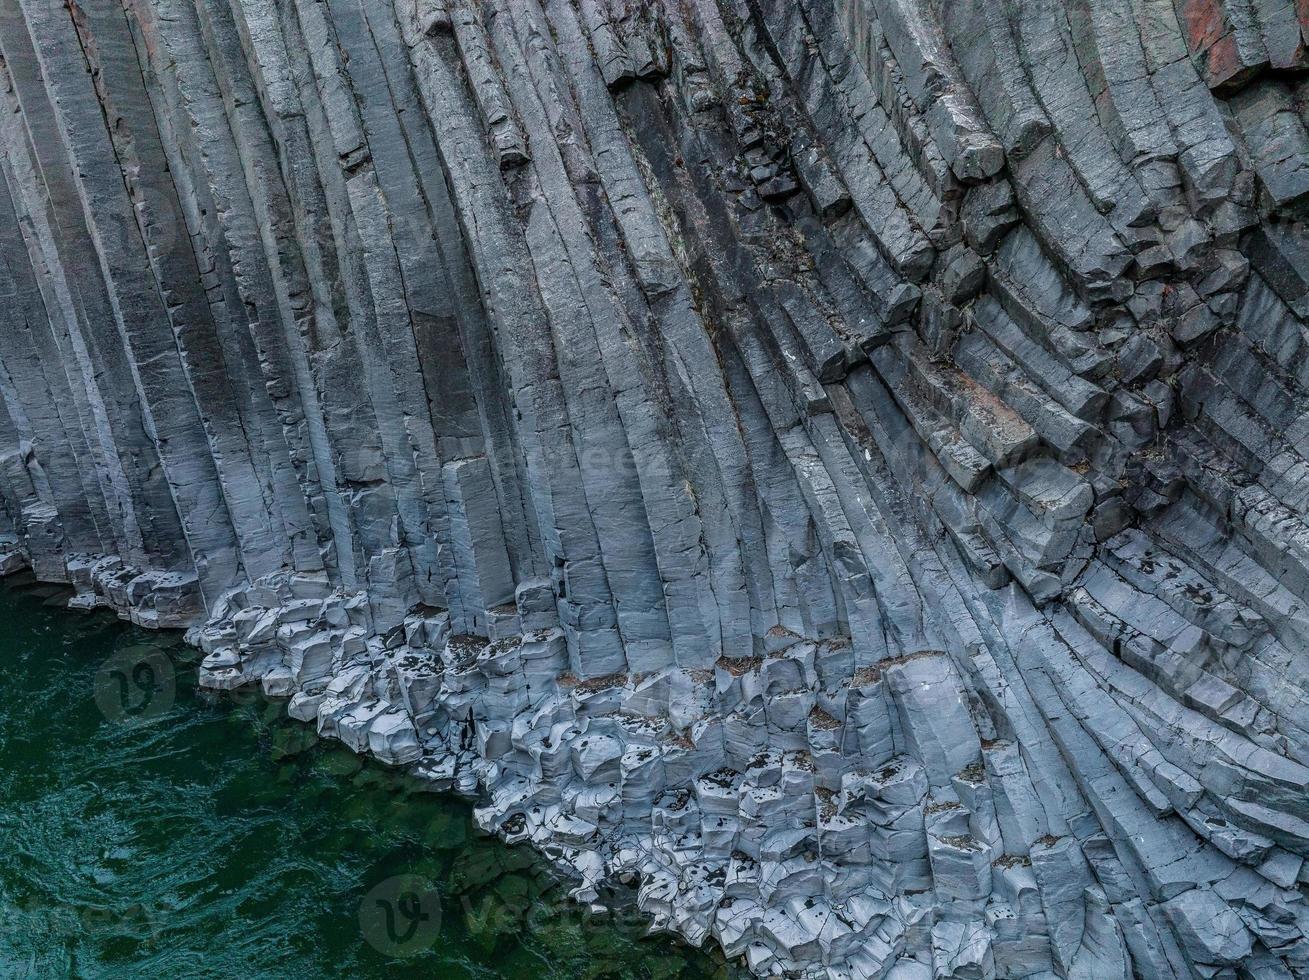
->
xmin=442 ymin=455 xmax=515 ymax=635
xmin=125 ymin=0 xmax=326 ymax=581
xmin=0 ymin=1 xmax=186 ymax=578
xmin=0 ymin=389 xmax=56 ymax=578
xmin=282 ymin=0 xmax=455 ymax=609
xmin=13 ymin=0 xmax=242 ymax=605
xmin=223 ymin=0 xmax=401 ymax=590
xmin=0 ymin=173 xmax=108 ymax=562
xmin=190 ymin=0 xmax=349 ymax=582
xmin=402 ymin=0 xmax=632 ymax=677
xmin=79 ymin=0 xmax=297 ymax=584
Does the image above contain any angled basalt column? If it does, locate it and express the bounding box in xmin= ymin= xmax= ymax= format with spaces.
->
xmin=1173 ymin=0 xmax=1281 ymax=91
xmin=0 ymin=0 xmax=1308 ymax=976
xmin=851 ymin=0 xmax=1005 ymax=183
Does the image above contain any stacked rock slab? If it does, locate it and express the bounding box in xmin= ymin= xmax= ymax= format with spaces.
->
xmin=1 ymin=0 xmax=1308 ymax=975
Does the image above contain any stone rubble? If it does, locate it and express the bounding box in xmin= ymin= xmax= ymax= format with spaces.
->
xmin=1 ymin=0 xmax=1309 ymax=976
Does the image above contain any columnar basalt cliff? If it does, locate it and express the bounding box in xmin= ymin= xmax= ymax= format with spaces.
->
xmin=1 ymin=0 xmax=1308 ymax=975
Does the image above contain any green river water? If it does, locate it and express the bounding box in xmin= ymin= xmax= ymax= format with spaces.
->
xmin=0 ymin=573 xmax=731 ymax=979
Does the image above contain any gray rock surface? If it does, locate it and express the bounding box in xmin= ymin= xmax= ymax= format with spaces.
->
xmin=1 ymin=0 xmax=1308 ymax=975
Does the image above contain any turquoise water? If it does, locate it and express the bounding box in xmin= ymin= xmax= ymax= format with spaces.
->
xmin=0 ymin=573 xmax=729 ymax=979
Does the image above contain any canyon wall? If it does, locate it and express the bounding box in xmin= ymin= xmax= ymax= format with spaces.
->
xmin=1 ymin=0 xmax=1309 ymax=975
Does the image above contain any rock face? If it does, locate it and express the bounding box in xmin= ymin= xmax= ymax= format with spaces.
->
xmin=1 ymin=0 xmax=1308 ymax=975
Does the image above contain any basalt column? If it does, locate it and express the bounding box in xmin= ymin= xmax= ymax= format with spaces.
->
xmin=1 ymin=1 xmax=1308 ymax=977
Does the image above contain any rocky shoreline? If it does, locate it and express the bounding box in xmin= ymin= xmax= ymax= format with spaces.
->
xmin=12 ymin=528 xmax=1309 ymax=978
xmin=196 ymin=569 xmax=974 ymax=977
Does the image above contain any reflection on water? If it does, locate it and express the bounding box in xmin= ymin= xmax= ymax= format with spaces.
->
xmin=0 ymin=572 xmax=731 ymax=979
